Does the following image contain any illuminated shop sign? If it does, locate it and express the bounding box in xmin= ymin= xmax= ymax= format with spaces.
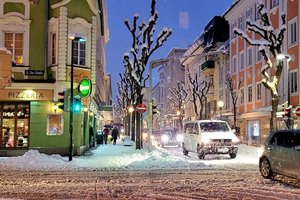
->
xmin=78 ymin=78 xmax=92 ymax=97
xmin=0 ymin=89 xmax=53 ymax=101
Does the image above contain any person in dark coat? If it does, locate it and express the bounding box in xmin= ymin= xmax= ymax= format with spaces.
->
xmin=111 ymin=126 xmax=119 ymax=145
xmin=103 ymin=127 xmax=110 ymax=144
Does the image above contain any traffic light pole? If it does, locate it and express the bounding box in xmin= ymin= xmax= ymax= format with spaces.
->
xmin=69 ymin=39 xmax=74 ymax=161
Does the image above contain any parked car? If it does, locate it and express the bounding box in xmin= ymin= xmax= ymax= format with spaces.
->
xmin=182 ymin=120 xmax=239 ymax=159
xmin=259 ymin=130 xmax=300 ymax=179
xmin=158 ymin=128 xmax=183 ymax=147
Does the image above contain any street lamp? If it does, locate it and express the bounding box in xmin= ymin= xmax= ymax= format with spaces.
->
xmin=218 ymin=100 xmax=224 ymax=120
xmin=128 ymin=106 xmax=134 ymax=139
xmin=277 ymin=53 xmax=292 ymax=129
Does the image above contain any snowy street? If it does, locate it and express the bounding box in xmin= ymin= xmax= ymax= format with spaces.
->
xmin=0 ymin=143 xmax=299 ymax=199
xmin=0 ymin=168 xmax=299 ymax=200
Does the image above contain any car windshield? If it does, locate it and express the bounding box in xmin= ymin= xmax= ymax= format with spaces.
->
xmin=200 ymin=122 xmax=230 ymax=132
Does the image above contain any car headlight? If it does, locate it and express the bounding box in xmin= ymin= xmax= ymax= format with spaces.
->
xmin=257 ymin=147 xmax=264 ymax=157
xmin=232 ymin=136 xmax=240 ymax=143
xmin=161 ymin=134 xmax=169 ymax=143
xmin=176 ymin=134 xmax=183 ymax=142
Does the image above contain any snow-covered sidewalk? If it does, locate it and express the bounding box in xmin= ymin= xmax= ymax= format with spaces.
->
xmin=0 ymin=142 xmax=260 ymax=171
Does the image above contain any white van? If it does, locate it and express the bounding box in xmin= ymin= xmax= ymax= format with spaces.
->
xmin=182 ymin=120 xmax=239 ymax=159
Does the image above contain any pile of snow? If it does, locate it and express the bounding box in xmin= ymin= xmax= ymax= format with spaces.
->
xmin=0 ymin=143 xmax=260 ymax=171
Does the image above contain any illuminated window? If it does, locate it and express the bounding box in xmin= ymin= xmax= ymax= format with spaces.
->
xmin=4 ymin=32 xmax=24 ymax=65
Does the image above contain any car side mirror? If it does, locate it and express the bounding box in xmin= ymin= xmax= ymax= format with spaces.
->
xmin=295 ymin=145 xmax=300 ymax=151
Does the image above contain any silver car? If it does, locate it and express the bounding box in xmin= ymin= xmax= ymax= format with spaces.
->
xmin=259 ymin=130 xmax=300 ymax=179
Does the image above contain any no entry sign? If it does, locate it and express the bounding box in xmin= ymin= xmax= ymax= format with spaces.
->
xmin=136 ymin=103 xmax=147 ymax=113
xmin=296 ymin=107 xmax=300 ymax=117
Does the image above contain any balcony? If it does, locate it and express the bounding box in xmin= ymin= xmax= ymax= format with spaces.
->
xmin=201 ymin=60 xmax=215 ymax=70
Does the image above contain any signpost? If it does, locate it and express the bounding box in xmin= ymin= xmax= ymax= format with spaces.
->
xmin=136 ymin=103 xmax=147 ymax=113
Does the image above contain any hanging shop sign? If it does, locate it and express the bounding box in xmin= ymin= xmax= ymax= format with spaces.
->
xmin=78 ymin=78 xmax=92 ymax=98
xmin=67 ymin=67 xmax=91 ymax=83
xmin=0 ymin=49 xmax=12 ymax=88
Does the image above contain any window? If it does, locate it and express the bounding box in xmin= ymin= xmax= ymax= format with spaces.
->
xmin=248 ymin=86 xmax=253 ymax=102
xmin=240 ymin=88 xmax=244 ymax=104
xmin=4 ymin=32 xmax=24 ymax=65
xmin=255 ymin=5 xmax=260 ymax=21
xmin=256 ymin=47 xmax=262 ymax=62
xmin=238 ymin=16 xmax=244 ymax=31
xmin=51 ymin=33 xmax=57 ymax=65
xmin=232 ymin=57 xmax=237 ymax=73
xmin=240 ymin=53 xmax=244 ymax=70
xmin=72 ymin=40 xmax=86 ymax=66
xmin=290 ymin=70 xmax=298 ymax=94
xmin=231 ymin=22 xmax=237 ymax=38
xmin=246 ymin=8 xmax=253 ymax=21
xmin=256 ymin=82 xmax=262 ymax=100
xmin=247 ymin=48 xmax=252 ymax=66
xmin=272 ymin=0 xmax=279 ymax=8
xmin=288 ymin=19 xmax=297 ymax=46
xmin=271 ymin=131 xmax=296 ymax=148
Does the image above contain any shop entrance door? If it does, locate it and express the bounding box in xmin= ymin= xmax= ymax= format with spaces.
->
xmin=1 ymin=103 xmax=30 ymax=149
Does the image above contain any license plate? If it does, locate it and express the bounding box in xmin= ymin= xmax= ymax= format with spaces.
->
xmin=218 ymin=147 xmax=228 ymax=153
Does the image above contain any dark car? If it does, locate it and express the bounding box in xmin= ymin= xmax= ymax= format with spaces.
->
xmin=158 ymin=128 xmax=183 ymax=148
xmin=259 ymin=130 xmax=300 ymax=179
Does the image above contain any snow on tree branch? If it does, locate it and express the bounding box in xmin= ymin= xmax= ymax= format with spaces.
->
xmin=233 ymin=1 xmax=287 ymax=131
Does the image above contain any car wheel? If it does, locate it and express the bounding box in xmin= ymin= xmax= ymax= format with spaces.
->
xmin=182 ymin=144 xmax=188 ymax=155
xmin=259 ymin=157 xmax=274 ymax=179
xmin=229 ymin=153 xmax=236 ymax=159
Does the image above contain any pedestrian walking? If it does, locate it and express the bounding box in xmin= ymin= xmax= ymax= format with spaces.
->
xmin=103 ymin=127 xmax=110 ymax=144
xmin=111 ymin=126 xmax=119 ymax=145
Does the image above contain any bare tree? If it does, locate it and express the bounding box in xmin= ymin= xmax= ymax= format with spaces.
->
xmin=123 ymin=0 xmax=172 ymax=149
xmin=234 ymin=2 xmax=286 ymax=130
xmin=187 ymin=72 xmax=211 ymax=120
xmin=168 ymin=81 xmax=188 ymax=131
xmin=225 ymin=73 xmax=243 ymax=132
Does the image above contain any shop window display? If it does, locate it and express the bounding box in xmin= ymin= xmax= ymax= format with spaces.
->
xmin=1 ymin=103 xmax=29 ymax=149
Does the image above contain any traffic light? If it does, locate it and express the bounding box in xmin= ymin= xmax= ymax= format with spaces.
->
xmin=58 ymin=90 xmax=68 ymax=111
xmin=152 ymin=98 xmax=158 ymax=115
xmin=73 ymin=95 xmax=82 ymax=112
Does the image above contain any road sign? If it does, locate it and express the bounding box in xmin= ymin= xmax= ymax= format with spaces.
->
xmin=296 ymin=107 xmax=300 ymax=117
xmin=136 ymin=103 xmax=147 ymax=113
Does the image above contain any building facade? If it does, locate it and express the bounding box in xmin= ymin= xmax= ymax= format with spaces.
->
xmin=151 ymin=48 xmax=186 ymax=132
xmin=0 ymin=0 xmax=110 ymax=156
xmin=181 ymin=16 xmax=229 ymax=122
xmin=224 ymin=0 xmax=300 ymax=144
